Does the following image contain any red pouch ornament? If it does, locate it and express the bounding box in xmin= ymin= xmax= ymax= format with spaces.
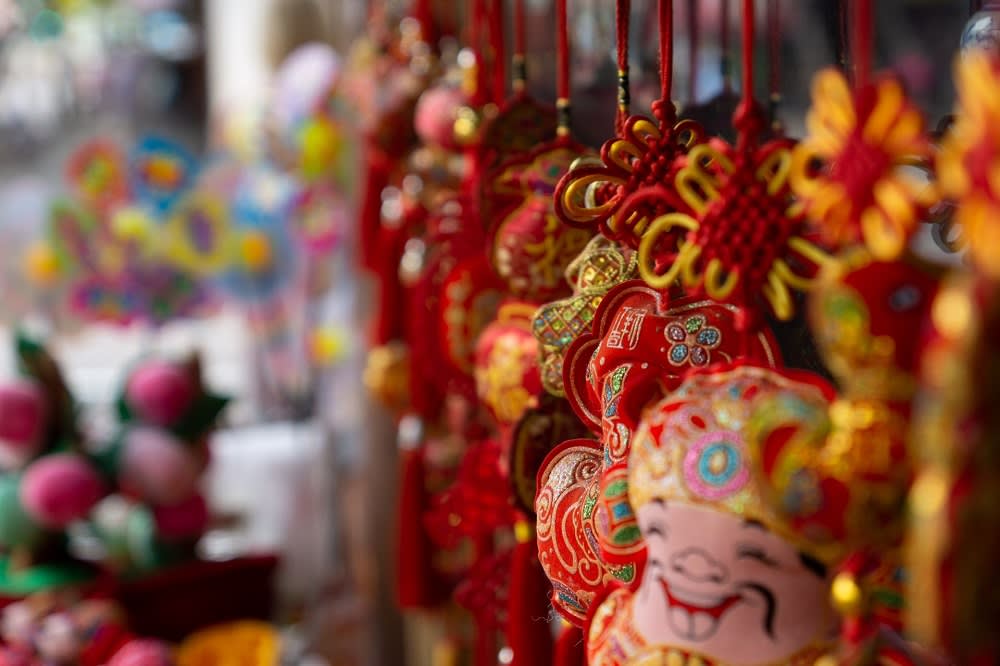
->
xmin=536 ymin=280 xmax=781 ymax=625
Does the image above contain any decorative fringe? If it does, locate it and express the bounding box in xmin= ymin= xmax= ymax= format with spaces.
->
xmin=506 ymin=522 xmax=553 ymax=666
xmin=553 ymin=623 xmax=586 ymax=666
xmin=396 ymin=445 xmax=445 ymax=608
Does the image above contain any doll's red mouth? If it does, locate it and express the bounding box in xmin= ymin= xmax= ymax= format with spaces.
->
xmin=660 ymin=580 xmax=742 ymax=641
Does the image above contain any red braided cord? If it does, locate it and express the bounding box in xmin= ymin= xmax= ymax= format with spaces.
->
xmin=688 ymin=0 xmax=699 ymax=102
xmin=721 ymin=0 xmax=732 ymax=90
xmin=767 ymin=0 xmax=779 ymax=100
xmin=741 ymin=0 xmax=754 ymax=108
xmin=659 ymin=0 xmax=674 ymax=105
xmin=616 ymin=0 xmax=631 ymax=130
xmin=488 ymin=0 xmax=507 ymax=101
xmin=514 ymin=0 xmax=526 ymax=60
xmin=852 ymin=0 xmax=872 ymax=89
xmin=556 ymin=0 xmax=571 ymax=134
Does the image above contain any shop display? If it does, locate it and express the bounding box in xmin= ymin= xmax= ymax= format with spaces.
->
xmin=0 ymin=0 xmax=997 ymax=664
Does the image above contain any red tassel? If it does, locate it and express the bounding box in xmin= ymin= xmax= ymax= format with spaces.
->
xmin=358 ymin=148 xmax=391 ymax=273
xmin=507 ymin=521 xmax=553 ymax=666
xmin=553 ymin=624 xmax=586 ymax=666
xmin=396 ymin=445 xmax=446 ymax=608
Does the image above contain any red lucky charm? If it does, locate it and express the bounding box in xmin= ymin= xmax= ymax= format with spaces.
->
xmin=554 ymin=0 xmax=706 ymax=248
xmin=535 ymin=280 xmax=781 ymax=625
xmin=533 ymin=237 xmax=639 ymax=398
xmin=790 ymin=0 xmax=934 ymax=261
xmin=474 ymin=303 xmax=543 ymax=434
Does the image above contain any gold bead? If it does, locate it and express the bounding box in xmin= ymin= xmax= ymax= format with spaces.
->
xmin=831 ymin=572 xmax=863 ymax=616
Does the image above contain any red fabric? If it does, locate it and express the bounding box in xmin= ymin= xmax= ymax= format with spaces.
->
xmin=79 ymin=624 xmax=135 ymax=666
xmin=506 ymin=536 xmax=553 ymax=666
xmin=396 ymin=446 xmax=447 ymax=609
xmin=553 ymin=624 xmax=585 ymax=666
xmin=116 ymin=556 xmax=277 ymax=642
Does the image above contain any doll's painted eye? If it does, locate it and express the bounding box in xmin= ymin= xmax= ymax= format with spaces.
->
xmin=737 ymin=545 xmax=779 ymax=568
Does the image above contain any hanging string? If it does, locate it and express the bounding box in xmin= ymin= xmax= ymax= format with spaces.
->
xmin=851 ymin=0 xmax=872 ymax=89
xmin=720 ymin=0 xmax=732 ymax=92
xmin=616 ymin=0 xmax=632 ymax=132
xmin=658 ymin=0 xmax=674 ymax=105
xmin=687 ymin=0 xmax=699 ymax=103
xmin=555 ymin=0 xmax=571 ymax=135
xmin=837 ymin=0 xmax=849 ymax=70
xmin=413 ymin=0 xmax=437 ymax=45
xmin=513 ymin=0 xmax=527 ymax=89
xmin=733 ymin=0 xmax=761 ymax=149
xmin=487 ymin=0 xmax=507 ymax=102
xmin=767 ymin=0 xmax=780 ymax=130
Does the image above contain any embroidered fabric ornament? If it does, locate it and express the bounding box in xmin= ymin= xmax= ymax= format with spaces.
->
xmin=535 ymin=281 xmax=781 ymax=625
xmin=485 ymin=145 xmax=592 ymax=302
xmin=790 ymin=69 xmax=935 ymax=260
xmin=937 ymin=49 xmax=1000 ymax=279
xmin=533 ymin=236 xmax=638 ymax=397
xmin=473 ymin=302 xmax=542 ymax=431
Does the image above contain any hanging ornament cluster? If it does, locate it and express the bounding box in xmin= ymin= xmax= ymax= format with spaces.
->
xmin=362 ymin=0 xmax=1000 ymax=665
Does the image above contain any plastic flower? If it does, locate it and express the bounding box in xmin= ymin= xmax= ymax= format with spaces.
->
xmin=791 ymin=69 xmax=935 ymax=259
xmin=937 ymin=50 xmax=1000 ymax=279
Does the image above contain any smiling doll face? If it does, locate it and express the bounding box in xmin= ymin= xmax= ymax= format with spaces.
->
xmin=632 ymin=500 xmax=832 ymax=664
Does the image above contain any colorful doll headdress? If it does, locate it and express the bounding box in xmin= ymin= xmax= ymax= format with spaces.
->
xmin=628 ymin=364 xmax=838 ymax=563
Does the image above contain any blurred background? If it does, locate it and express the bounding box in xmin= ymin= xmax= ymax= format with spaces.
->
xmin=0 ymin=0 xmax=972 ymax=664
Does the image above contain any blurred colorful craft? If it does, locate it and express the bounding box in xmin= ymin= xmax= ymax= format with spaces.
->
xmin=176 ymin=620 xmax=280 ymax=666
xmin=164 ymin=191 xmax=233 ymax=275
xmin=129 ymin=136 xmax=198 ymax=215
xmin=290 ymin=182 xmax=346 ymax=254
xmin=66 ymin=138 xmax=130 ymax=212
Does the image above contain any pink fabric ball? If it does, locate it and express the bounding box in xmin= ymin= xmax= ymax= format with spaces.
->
xmin=107 ymin=639 xmax=174 ymax=666
xmin=0 ymin=379 xmax=47 ymax=456
xmin=414 ymin=85 xmax=465 ymax=150
xmin=20 ymin=454 xmax=105 ymax=528
xmin=119 ymin=427 xmax=201 ymax=506
xmin=152 ymin=493 xmax=209 ymax=540
xmin=125 ymin=361 xmax=196 ymax=427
